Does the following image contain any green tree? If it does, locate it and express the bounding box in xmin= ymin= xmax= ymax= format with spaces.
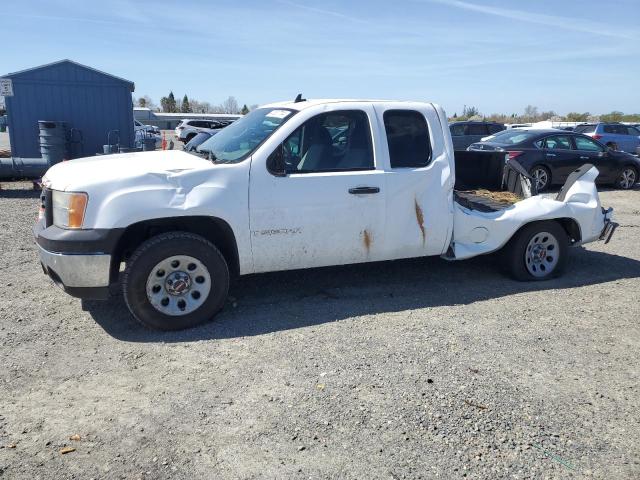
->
xmin=565 ymin=112 xmax=590 ymax=122
xmin=600 ymin=111 xmax=624 ymax=122
xmin=181 ymin=95 xmax=192 ymax=113
xmin=240 ymin=104 xmax=250 ymax=115
xmin=160 ymin=91 xmax=178 ymax=113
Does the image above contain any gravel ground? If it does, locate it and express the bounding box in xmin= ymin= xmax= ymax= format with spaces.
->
xmin=0 ymin=181 xmax=639 ymax=479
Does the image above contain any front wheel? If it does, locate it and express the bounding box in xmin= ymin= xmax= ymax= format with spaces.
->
xmin=616 ymin=166 xmax=637 ymax=190
xmin=504 ymin=221 xmax=568 ymax=281
xmin=122 ymin=232 xmax=229 ymax=330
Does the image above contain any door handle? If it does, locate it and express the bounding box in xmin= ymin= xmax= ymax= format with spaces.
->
xmin=348 ymin=186 xmax=380 ymax=195
xmin=546 ymin=153 xmax=556 ymax=157
xmin=580 ymin=156 xmax=589 ymax=160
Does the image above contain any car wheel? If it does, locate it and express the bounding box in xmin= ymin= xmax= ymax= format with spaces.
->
xmin=122 ymin=232 xmax=229 ymax=330
xmin=504 ymin=221 xmax=568 ymax=281
xmin=529 ymin=165 xmax=551 ymax=192
xmin=616 ymin=166 xmax=637 ymax=190
xmin=185 ymin=133 xmax=196 ymax=143
xmin=606 ymin=142 xmax=618 ymax=151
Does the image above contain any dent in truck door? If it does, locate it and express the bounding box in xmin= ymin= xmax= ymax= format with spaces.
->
xmin=375 ymin=106 xmax=453 ymax=259
xmin=248 ymin=106 xmax=386 ymax=273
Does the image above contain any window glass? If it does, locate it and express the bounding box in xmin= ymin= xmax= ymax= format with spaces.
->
xmin=384 ymin=110 xmax=431 ymax=168
xmin=627 ymin=126 xmax=640 ymax=136
xmin=603 ymin=125 xmax=616 ymax=134
xmin=198 ymin=107 xmax=294 ymax=162
xmin=574 ymin=125 xmax=595 ymax=134
xmin=467 ymin=124 xmax=487 ymax=136
xmin=282 ymin=110 xmax=374 ymax=173
xmin=489 ymin=130 xmax=537 ymax=145
xmin=488 ymin=124 xmax=504 ymax=134
xmin=544 ymin=135 xmax=572 ymax=150
xmin=450 ymin=124 xmax=466 ymax=136
xmin=574 ymin=136 xmax=604 ymax=152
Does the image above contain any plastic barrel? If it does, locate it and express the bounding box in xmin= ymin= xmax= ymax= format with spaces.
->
xmin=39 ymin=121 xmax=69 ymax=166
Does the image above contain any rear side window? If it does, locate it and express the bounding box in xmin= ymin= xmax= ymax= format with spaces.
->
xmin=488 ymin=124 xmax=505 ymax=134
xmin=627 ymin=126 xmax=640 ymax=136
xmin=574 ymin=125 xmax=595 ymax=134
xmin=575 ymin=136 xmax=604 ymax=152
xmin=384 ymin=110 xmax=431 ymax=168
xmin=603 ymin=125 xmax=618 ymax=134
xmin=544 ymin=135 xmax=573 ymax=150
xmin=450 ymin=124 xmax=466 ymax=136
xmin=467 ymin=124 xmax=487 ymax=136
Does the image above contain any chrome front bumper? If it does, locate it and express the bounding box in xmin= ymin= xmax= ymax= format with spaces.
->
xmin=37 ymin=245 xmax=111 ymax=288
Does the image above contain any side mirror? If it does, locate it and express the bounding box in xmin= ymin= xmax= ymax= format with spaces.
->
xmin=267 ymin=144 xmax=287 ymax=177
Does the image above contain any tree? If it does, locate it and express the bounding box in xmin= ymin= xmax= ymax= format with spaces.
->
xmin=565 ymin=112 xmax=590 ymax=122
xmin=600 ymin=111 xmax=624 ymax=122
xmin=136 ymin=95 xmax=155 ymax=109
xmin=240 ymin=104 xmax=249 ymax=115
xmin=463 ymin=105 xmax=479 ymax=117
xmin=221 ymin=96 xmax=239 ymax=114
xmin=523 ymin=105 xmax=539 ymax=122
xmin=452 ymin=112 xmax=457 ymax=119
xmin=160 ymin=91 xmax=178 ymax=113
xmin=181 ymin=94 xmax=192 ymax=113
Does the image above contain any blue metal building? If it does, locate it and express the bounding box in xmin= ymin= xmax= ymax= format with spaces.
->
xmin=1 ymin=59 xmax=135 ymax=160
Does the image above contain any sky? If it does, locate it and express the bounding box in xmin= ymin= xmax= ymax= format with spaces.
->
xmin=2 ymin=0 xmax=639 ymax=116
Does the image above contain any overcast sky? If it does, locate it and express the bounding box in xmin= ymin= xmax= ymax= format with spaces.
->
xmin=2 ymin=0 xmax=638 ymax=116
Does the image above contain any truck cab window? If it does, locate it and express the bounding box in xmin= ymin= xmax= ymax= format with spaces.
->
xmin=384 ymin=110 xmax=431 ymax=168
xmin=282 ymin=110 xmax=374 ymax=173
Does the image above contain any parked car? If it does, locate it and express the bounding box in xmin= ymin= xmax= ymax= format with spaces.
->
xmin=449 ymin=121 xmax=505 ymax=150
xmin=183 ymin=131 xmax=212 ymax=154
xmin=574 ymin=123 xmax=640 ymax=154
xmin=175 ymin=119 xmax=233 ymax=143
xmin=468 ymin=129 xmax=640 ymax=191
xmin=34 ymin=99 xmax=617 ymax=330
xmin=134 ymin=119 xmax=160 ymax=135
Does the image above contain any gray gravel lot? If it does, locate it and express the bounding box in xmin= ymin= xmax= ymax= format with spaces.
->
xmin=0 ymin=182 xmax=639 ymax=479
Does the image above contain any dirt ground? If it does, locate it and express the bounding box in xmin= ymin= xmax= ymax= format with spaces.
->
xmin=0 ymin=182 xmax=639 ymax=479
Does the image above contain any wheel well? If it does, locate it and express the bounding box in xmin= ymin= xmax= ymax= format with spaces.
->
xmin=113 ymin=216 xmax=240 ymax=279
xmin=555 ymin=218 xmax=581 ymax=244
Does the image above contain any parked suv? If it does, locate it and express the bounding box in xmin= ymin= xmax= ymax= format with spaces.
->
xmin=175 ymin=119 xmax=233 ymax=143
xmin=449 ymin=121 xmax=505 ymax=150
xmin=574 ymin=123 xmax=640 ymax=155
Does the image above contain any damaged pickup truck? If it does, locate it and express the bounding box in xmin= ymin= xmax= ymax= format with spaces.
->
xmin=34 ymin=99 xmax=617 ymax=330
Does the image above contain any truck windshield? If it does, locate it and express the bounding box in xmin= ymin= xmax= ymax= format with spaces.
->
xmin=197 ymin=108 xmax=295 ymax=163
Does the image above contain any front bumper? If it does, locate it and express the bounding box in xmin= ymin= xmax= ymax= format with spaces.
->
xmin=34 ymin=218 xmax=123 ymax=300
xmin=37 ymin=245 xmax=112 ymax=299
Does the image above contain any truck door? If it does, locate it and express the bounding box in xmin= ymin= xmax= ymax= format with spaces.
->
xmin=248 ymin=105 xmax=386 ymax=273
xmin=373 ymin=105 xmax=453 ymax=259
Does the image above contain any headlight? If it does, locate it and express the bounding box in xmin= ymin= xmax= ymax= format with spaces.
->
xmin=52 ymin=191 xmax=88 ymax=229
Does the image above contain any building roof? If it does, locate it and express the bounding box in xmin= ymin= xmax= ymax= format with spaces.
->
xmin=2 ymin=59 xmax=135 ymax=91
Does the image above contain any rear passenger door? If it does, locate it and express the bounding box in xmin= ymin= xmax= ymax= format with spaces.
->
xmin=375 ymin=105 xmax=453 ymax=259
xmin=540 ymin=134 xmax=577 ymax=181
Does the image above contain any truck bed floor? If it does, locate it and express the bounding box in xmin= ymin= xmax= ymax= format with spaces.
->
xmin=454 ymin=190 xmax=519 ymax=213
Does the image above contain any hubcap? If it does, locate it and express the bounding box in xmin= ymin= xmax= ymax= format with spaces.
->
xmin=525 ymin=231 xmax=559 ymax=277
xmin=532 ymin=168 xmax=548 ymax=190
xmin=619 ymin=168 xmax=636 ymax=189
xmin=146 ymin=255 xmax=211 ymax=316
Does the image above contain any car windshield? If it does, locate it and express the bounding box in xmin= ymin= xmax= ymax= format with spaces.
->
xmin=197 ymin=108 xmax=295 ymax=162
xmin=487 ymin=130 xmax=537 ymax=145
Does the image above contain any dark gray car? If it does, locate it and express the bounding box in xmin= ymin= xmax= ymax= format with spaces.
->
xmin=449 ymin=121 xmax=505 ymax=150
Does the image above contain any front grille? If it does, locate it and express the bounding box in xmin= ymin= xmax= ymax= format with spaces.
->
xmin=41 ymin=188 xmax=53 ymax=227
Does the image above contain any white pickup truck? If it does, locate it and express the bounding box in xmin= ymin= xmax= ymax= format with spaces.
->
xmin=34 ymin=99 xmax=617 ymax=330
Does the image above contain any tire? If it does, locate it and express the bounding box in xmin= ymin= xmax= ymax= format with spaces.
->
xmin=615 ymin=166 xmax=637 ymax=190
xmin=529 ymin=165 xmax=551 ymax=192
xmin=184 ymin=133 xmax=196 ymax=143
xmin=504 ymin=221 xmax=568 ymax=281
xmin=122 ymin=232 xmax=229 ymax=330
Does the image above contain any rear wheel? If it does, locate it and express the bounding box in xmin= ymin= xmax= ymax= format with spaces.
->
xmin=184 ymin=133 xmax=196 ymax=143
xmin=615 ymin=166 xmax=637 ymax=189
xmin=529 ymin=165 xmax=551 ymax=192
xmin=123 ymin=232 xmax=229 ymax=330
xmin=504 ymin=221 xmax=568 ymax=281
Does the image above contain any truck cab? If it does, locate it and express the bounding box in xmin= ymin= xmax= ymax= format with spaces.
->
xmin=34 ymin=99 xmax=616 ymax=330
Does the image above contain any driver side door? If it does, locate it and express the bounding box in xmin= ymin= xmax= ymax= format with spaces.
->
xmin=248 ymin=106 xmax=386 ymax=273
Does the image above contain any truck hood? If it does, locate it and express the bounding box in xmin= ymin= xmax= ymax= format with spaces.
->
xmin=42 ymin=150 xmax=212 ymax=191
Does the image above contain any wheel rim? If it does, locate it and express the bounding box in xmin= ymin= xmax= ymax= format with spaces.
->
xmin=145 ymin=255 xmax=211 ymax=316
xmin=524 ymin=231 xmax=560 ymax=278
xmin=619 ymin=168 xmax=636 ymax=189
xmin=532 ymin=168 xmax=548 ymax=190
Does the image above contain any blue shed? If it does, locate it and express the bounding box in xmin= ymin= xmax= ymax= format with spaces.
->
xmin=1 ymin=59 xmax=135 ymax=160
